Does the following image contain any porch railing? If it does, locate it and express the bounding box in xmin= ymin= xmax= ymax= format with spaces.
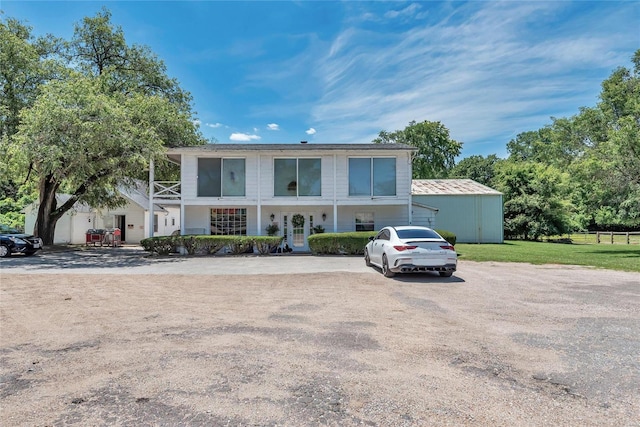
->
xmin=153 ymin=181 xmax=181 ymax=200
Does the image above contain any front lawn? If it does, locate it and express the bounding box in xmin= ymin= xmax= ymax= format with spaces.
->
xmin=456 ymin=240 xmax=640 ymax=273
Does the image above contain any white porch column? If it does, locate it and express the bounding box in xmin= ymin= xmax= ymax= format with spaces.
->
xmin=148 ymin=159 xmax=155 ymax=238
xmin=333 ymin=154 xmax=338 ymax=232
xmin=257 ymin=154 xmax=262 ymax=235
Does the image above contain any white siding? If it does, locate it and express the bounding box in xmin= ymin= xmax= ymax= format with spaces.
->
xmin=336 ymin=205 xmax=409 ymax=232
xmin=172 ymin=146 xmax=415 ymax=244
xmin=411 ymin=205 xmax=437 ymax=228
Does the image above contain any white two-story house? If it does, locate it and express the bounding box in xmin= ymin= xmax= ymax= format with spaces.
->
xmin=149 ymin=143 xmax=416 ymax=252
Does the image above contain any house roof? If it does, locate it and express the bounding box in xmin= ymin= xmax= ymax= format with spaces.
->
xmin=169 ymin=143 xmax=415 ymax=152
xmin=166 ymin=143 xmax=416 ymax=163
xmin=412 ymin=179 xmax=502 ymax=195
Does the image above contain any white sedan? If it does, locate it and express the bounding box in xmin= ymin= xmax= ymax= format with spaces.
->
xmin=364 ymin=226 xmax=457 ymax=278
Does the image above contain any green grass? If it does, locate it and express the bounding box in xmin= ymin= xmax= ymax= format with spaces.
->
xmin=455 ymin=240 xmax=640 ymax=272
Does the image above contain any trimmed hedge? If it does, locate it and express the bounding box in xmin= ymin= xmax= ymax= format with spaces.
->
xmin=435 ymin=229 xmax=457 ymax=246
xmin=308 ymin=231 xmax=377 ymax=255
xmin=140 ymin=235 xmax=283 ymax=255
xmin=141 ymin=229 xmax=456 ymax=256
xmin=308 ymin=229 xmax=457 ymax=255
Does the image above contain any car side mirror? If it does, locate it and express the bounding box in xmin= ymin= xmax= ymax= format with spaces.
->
xmin=369 ymin=236 xmax=375 ymax=241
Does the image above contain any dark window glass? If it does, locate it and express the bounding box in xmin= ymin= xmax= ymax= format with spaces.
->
xmin=274 ymin=158 xmax=321 ymax=196
xmin=211 ymin=208 xmax=247 ymax=236
xmin=396 ymin=228 xmax=441 ymax=239
xmin=198 ymin=158 xmax=221 ymax=197
xmin=373 ymin=158 xmax=396 ymax=196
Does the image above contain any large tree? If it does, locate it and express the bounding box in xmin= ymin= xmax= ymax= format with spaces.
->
xmin=503 ymin=50 xmax=640 ymax=230
xmin=373 ymin=120 xmax=462 ymax=179
xmin=497 ymin=161 xmax=573 ymax=240
xmin=0 ymin=17 xmax=59 ymax=225
xmin=10 ymin=9 xmax=205 ymax=243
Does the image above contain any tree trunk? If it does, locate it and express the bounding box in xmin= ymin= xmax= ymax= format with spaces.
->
xmin=35 ymin=174 xmax=62 ymax=245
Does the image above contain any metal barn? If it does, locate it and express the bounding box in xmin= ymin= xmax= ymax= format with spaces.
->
xmin=412 ymin=179 xmax=503 ymax=243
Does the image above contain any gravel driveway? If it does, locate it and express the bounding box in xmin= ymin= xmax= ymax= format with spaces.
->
xmin=1 ymin=248 xmax=639 ymax=426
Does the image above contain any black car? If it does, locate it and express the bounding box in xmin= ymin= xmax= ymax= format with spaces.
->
xmin=0 ymin=224 xmax=44 ymax=257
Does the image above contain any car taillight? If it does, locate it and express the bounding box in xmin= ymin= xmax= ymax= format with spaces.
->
xmin=440 ymin=245 xmax=455 ymax=250
xmin=393 ymin=245 xmax=417 ymax=251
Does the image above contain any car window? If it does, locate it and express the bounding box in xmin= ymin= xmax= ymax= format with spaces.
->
xmin=396 ymin=228 xmax=441 ymax=239
xmin=0 ymin=224 xmax=20 ymax=233
xmin=375 ymin=229 xmax=391 ymax=241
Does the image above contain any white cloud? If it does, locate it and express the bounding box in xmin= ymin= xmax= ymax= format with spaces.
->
xmin=229 ymin=133 xmax=261 ymax=142
xmin=193 ymin=119 xmax=201 ymax=126
xmin=267 ymin=123 xmax=280 ymax=131
xmin=384 ymin=3 xmax=423 ymax=20
xmin=239 ymin=1 xmax=636 ymax=156
xmin=205 ymin=122 xmax=223 ymax=128
xmin=302 ymin=1 xmax=637 ymax=155
xmin=306 ymin=128 xmax=316 ymax=135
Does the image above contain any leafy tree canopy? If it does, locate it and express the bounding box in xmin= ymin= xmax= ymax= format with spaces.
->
xmin=4 ymin=9 xmax=206 ymax=243
xmin=373 ymin=120 xmax=462 ymax=179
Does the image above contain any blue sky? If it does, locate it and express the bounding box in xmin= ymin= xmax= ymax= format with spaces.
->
xmin=2 ymin=1 xmax=638 ymax=158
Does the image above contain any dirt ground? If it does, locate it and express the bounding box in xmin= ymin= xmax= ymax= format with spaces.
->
xmin=1 ymin=252 xmax=639 ymax=426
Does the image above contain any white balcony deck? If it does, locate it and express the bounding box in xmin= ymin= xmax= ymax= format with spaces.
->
xmin=153 ymin=181 xmax=181 ymax=203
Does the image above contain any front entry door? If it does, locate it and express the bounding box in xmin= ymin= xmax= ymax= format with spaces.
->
xmin=284 ymin=213 xmax=311 ymax=252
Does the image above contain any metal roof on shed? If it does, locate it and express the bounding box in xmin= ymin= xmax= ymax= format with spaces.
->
xmin=412 ymin=179 xmax=502 ymax=195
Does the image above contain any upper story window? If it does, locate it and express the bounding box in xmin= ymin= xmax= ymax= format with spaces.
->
xmin=198 ymin=158 xmax=246 ymax=197
xmin=349 ymin=157 xmax=396 ymax=196
xmin=274 ymin=158 xmax=321 ymax=197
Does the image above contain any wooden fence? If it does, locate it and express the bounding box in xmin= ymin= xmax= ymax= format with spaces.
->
xmin=568 ymin=231 xmax=640 ymax=244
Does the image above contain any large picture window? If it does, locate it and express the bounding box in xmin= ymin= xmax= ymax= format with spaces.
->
xmin=198 ymin=158 xmax=246 ymax=197
xmin=274 ymin=158 xmax=321 ymax=197
xmin=349 ymin=157 xmax=396 ymax=196
xmin=211 ymin=208 xmax=246 ymax=235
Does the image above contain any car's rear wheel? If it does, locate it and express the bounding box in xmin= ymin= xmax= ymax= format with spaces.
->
xmin=439 ymin=271 xmax=453 ymax=277
xmin=364 ymin=249 xmax=372 ymax=267
xmin=0 ymin=244 xmax=11 ymax=258
xmin=382 ymin=254 xmax=395 ymax=278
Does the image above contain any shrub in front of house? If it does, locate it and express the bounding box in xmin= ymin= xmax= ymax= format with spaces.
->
xmin=308 ymin=229 xmax=457 ymax=255
xmin=308 ymin=231 xmax=377 ymax=255
xmin=253 ymin=236 xmax=284 ymax=254
xmin=140 ymin=235 xmax=283 ymax=255
xmin=435 ymin=229 xmax=457 ymax=246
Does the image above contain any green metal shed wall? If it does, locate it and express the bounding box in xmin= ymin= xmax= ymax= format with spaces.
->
xmin=412 ymin=194 xmax=503 ymax=243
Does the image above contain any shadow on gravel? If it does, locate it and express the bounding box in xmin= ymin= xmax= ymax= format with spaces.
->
xmin=368 ymin=267 xmax=466 ymax=283
xmin=0 ymin=246 xmax=187 ymax=271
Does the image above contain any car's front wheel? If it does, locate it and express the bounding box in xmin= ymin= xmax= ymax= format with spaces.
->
xmin=382 ymin=254 xmax=395 ymax=278
xmin=364 ymin=249 xmax=372 ymax=267
xmin=0 ymin=244 xmax=11 ymax=258
xmin=439 ymin=271 xmax=453 ymax=277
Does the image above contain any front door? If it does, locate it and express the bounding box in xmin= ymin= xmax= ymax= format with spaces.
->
xmin=284 ymin=213 xmax=311 ymax=252
xmin=115 ymin=215 xmax=126 ymax=242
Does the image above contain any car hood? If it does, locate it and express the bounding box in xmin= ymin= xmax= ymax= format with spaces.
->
xmin=1 ymin=233 xmax=36 ymax=239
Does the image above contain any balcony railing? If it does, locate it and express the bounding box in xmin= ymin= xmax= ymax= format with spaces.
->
xmin=153 ymin=181 xmax=181 ymax=200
